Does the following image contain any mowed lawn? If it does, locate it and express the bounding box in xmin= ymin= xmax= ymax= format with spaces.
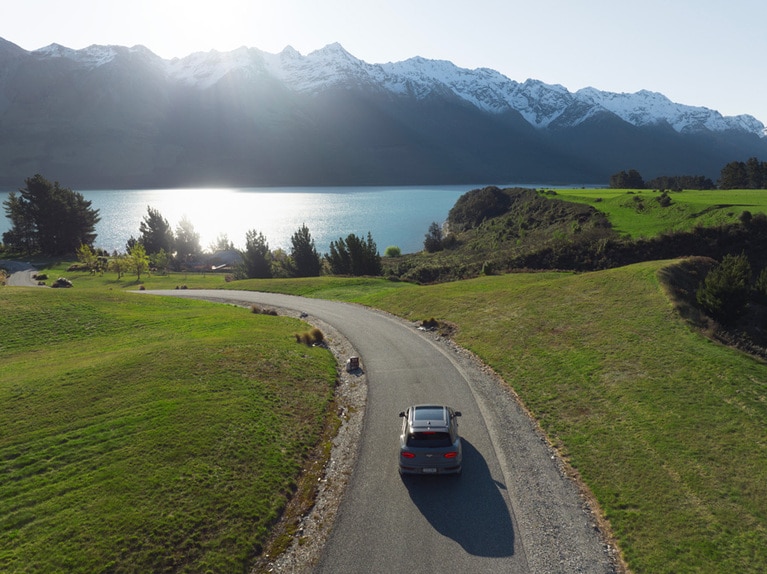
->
xmin=0 ymin=287 xmax=336 ymax=572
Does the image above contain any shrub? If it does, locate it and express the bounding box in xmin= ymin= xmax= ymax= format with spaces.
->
xmin=442 ymin=233 xmax=458 ymax=250
xmin=754 ymin=267 xmax=767 ymax=304
xmin=656 ymin=192 xmax=672 ymax=207
xmin=696 ymin=253 xmax=752 ymax=322
xmin=310 ymin=328 xmax=324 ymax=343
xmin=251 ymin=305 xmax=278 ymax=316
xmin=384 ymin=245 xmax=401 ymax=257
xmin=295 ymin=328 xmax=325 ymax=346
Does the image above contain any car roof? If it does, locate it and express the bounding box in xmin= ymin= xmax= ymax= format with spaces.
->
xmin=409 ymin=405 xmax=450 ymax=426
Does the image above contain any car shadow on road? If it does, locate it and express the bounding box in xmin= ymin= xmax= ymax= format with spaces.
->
xmin=401 ymin=438 xmax=514 ymax=557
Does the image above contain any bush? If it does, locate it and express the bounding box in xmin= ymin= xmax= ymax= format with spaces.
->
xmin=696 ymin=253 xmax=752 ymax=322
xmin=384 ymin=245 xmax=401 ymax=257
xmin=310 ymin=328 xmax=324 ymax=343
xmin=52 ymin=277 xmax=73 ymax=288
xmin=754 ymin=267 xmax=767 ymax=304
xmin=656 ymin=192 xmax=672 ymax=207
xmin=294 ymin=328 xmax=325 ymax=346
xmin=251 ymin=305 xmax=278 ymax=316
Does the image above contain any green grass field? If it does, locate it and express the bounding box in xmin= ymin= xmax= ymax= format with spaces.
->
xmin=3 ymin=187 xmax=767 ymax=572
xmin=352 ymin=263 xmax=767 ymax=573
xmin=229 ymin=263 xmax=767 ymax=573
xmin=549 ymin=188 xmax=767 ymax=238
xmin=0 ymin=287 xmax=336 ymax=572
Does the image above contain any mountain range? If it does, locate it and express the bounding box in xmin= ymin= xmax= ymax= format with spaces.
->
xmin=1 ymin=37 xmax=766 ymax=189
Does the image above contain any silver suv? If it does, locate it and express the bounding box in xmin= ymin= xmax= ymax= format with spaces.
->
xmin=398 ymin=405 xmax=462 ymax=475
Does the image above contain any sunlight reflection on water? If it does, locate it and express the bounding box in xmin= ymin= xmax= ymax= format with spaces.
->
xmin=0 ymin=185 xmax=478 ymax=255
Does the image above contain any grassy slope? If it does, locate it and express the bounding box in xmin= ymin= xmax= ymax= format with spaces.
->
xmin=0 ymin=287 xmax=336 ymax=572
xmin=357 ymin=263 xmax=767 ymax=573
xmin=551 ymin=188 xmax=767 ymax=237
xmin=235 ymin=262 xmax=767 ymax=574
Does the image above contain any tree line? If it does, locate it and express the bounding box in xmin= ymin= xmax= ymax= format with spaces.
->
xmin=2 ymin=174 xmax=383 ymax=279
xmin=609 ymin=157 xmax=767 ymax=190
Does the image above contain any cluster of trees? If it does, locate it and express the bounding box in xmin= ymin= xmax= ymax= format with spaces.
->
xmin=129 ymin=207 xmax=381 ymax=280
xmin=609 ymin=169 xmax=647 ymax=189
xmin=237 ymin=224 xmax=331 ymax=279
xmin=2 ymin=175 xmax=386 ymax=279
xmin=609 ymin=157 xmax=766 ymax=190
xmin=609 ymin=170 xmax=715 ymax=191
xmin=718 ymin=157 xmax=767 ymax=189
xmin=2 ymin=174 xmax=100 ymax=255
xmin=326 ymin=233 xmax=382 ymax=276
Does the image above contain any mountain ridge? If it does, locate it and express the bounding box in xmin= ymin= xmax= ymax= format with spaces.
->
xmin=1 ymin=37 xmax=765 ymax=189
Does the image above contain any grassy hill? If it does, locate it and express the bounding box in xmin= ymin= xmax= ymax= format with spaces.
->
xmin=358 ymin=262 xmax=767 ymax=573
xmin=384 ymin=187 xmax=767 ymax=283
xmin=233 ymin=261 xmax=767 ymax=573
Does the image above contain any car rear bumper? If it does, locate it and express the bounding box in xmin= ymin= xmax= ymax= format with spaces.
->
xmin=399 ymin=464 xmax=462 ymax=475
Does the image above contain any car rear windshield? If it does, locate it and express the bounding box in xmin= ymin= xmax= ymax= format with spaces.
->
xmin=407 ymin=431 xmax=452 ymax=448
xmin=413 ymin=407 xmax=446 ymax=422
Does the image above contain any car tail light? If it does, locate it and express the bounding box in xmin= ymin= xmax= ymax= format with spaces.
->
xmin=443 ymin=452 xmax=458 ymax=459
xmin=401 ymin=452 xmax=416 ymax=459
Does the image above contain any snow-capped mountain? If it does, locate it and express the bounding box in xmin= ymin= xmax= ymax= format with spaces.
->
xmin=29 ymin=39 xmax=765 ymax=137
xmin=0 ymin=38 xmax=765 ymax=189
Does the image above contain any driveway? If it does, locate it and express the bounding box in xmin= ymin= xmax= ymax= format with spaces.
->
xmin=0 ymin=260 xmax=42 ymax=286
xmin=142 ymin=289 xmax=618 ymax=573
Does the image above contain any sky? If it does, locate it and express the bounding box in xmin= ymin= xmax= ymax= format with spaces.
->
xmin=2 ymin=0 xmax=766 ymax=124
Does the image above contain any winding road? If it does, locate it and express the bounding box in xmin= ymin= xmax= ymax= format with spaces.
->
xmin=141 ymin=289 xmax=618 ymax=573
xmin=1 ymin=263 xmax=617 ymax=572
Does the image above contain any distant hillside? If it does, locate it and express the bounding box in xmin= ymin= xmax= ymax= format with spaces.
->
xmin=387 ymin=187 xmax=767 ymax=284
xmin=1 ymin=38 xmax=766 ymax=189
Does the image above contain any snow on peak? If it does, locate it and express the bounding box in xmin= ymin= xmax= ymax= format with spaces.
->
xmin=572 ymin=87 xmax=763 ymax=134
xmin=33 ymin=43 xmax=119 ymax=68
xmin=168 ymin=47 xmax=268 ymax=88
xmin=21 ymin=40 xmax=766 ymax=137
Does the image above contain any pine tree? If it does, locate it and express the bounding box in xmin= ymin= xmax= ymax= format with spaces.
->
xmin=289 ymin=224 xmax=321 ymax=277
xmin=138 ymin=206 xmax=174 ymax=255
xmin=239 ymin=230 xmax=272 ymax=278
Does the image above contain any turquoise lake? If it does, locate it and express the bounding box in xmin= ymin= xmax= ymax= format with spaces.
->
xmin=0 ymin=183 xmax=579 ymax=255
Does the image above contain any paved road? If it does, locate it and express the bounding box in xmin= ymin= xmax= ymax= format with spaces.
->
xmin=141 ymin=289 xmax=616 ymax=573
xmin=0 ymin=260 xmax=41 ymax=286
